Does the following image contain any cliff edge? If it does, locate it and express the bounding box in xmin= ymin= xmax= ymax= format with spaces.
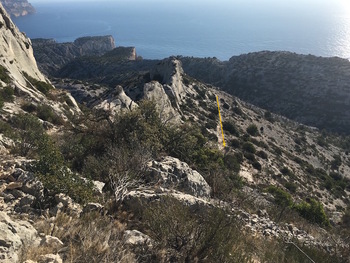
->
xmin=32 ymin=35 xmax=119 ymax=74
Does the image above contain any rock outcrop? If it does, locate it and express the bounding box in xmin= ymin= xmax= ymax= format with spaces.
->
xmin=32 ymin=36 xmax=117 ymax=75
xmin=0 ymin=2 xmax=47 ymax=92
xmin=0 ymin=212 xmax=39 ymax=262
xmin=0 ymin=0 xmax=35 ymax=17
xmin=147 ymin=156 xmax=211 ymax=199
xmin=150 ymin=58 xmax=187 ymax=103
xmin=92 ymin=85 xmax=137 ymax=115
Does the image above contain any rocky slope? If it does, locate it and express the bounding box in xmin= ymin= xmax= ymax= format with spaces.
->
xmin=50 ymin=49 xmax=350 ymax=135
xmin=0 ymin=0 xmax=34 ymax=17
xmin=0 ymin=2 xmax=79 ymax=123
xmin=31 ymin=36 xmax=137 ymax=75
xmin=179 ymin=52 xmax=350 ymax=134
xmin=1 ymin=4 xmax=350 ymax=262
xmin=48 ymin=57 xmax=350 ymax=261
xmin=0 ymin=2 xmax=45 ymax=88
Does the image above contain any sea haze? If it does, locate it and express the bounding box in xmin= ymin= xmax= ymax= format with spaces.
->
xmin=12 ymin=0 xmax=350 ymax=60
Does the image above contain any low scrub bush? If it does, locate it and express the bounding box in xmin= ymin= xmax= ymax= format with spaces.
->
xmin=35 ymin=137 xmax=93 ymax=203
xmin=246 ymin=124 xmax=259 ymax=136
xmin=23 ymin=212 xmax=134 ymax=263
xmin=12 ymin=113 xmax=45 ymax=156
xmin=223 ymin=121 xmax=239 ymax=136
xmin=294 ymin=198 xmax=330 ymax=227
xmin=23 ymin=72 xmax=53 ymax=95
xmin=0 ymin=65 xmax=11 ymax=83
xmin=242 ymin=142 xmax=256 ymax=154
xmin=36 ymin=104 xmax=64 ymax=125
xmin=143 ymin=197 xmax=252 ymax=263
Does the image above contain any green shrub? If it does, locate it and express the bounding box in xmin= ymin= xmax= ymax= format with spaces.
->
xmin=230 ymin=138 xmax=240 ymax=148
xmin=233 ymin=106 xmax=243 ymax=115
xmin=0 ymin=86 xmax=14 ymax=102
xmin=267 ymin=186 xmax=293 ymax=208
xmin=36 ymin=104 xmax=64 ymax=125
xmin=12 ymin=113 xmax=45 ymax=156
xmin=244 ymin=152 xmax=256 ymax=162
xmin=267 ymin=185 xmax=293 ymax=222
xmin=284 ymin=182 xmax=297 ymax=193
xmin=35 ymin=137 xmax=93 ymax=203
xmin=0 ymin=65 xmax=11 ymax=83
xmin=23 ymin=72 xmax=53 ymax=95
xmin=343 ymin=206 xmax=350 ymax=227
xmin=223 ymin=121 xmax=239 ymax=136
xmin=316 ymin=135 xmax=328 ymax=147
xmin=143 ymin=197 xmax=252 ymax=263
xmin=280 ymin=167 xmax=292 ymax=175
xmin=242 ymin=142 xmax=256 ymax=154
xmin=294 ymin=198 xmax=330 ymax=227
xmin=330 ymin=154 xmax=342 ymax=170
xmin=252 ymin=160 xmax=262 ymax=170
xmin=205 ymin=120 xmax=216 ymax=130
xmin=246 ymin=124 xmax=259 ymax=136
xmin=223 ymin=153 xmax=241 ymax=173
xmin=264 ymin=111 xmax=274 ymax=122
xmin=256 ymin=150 xmax=268 ymax=159
xmin=0 ymin=119 xmax=14 ymax=138
xmin=21 ymin=102 xmax=37 ymax=113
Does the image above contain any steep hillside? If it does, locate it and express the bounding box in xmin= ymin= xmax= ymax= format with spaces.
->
xmin=0 ymin=2 xmax=79 ymax=122
xmin=180 ymin=52 xmax=350 ymax=134
xmin=1 ymin=5 xmax=350 ymax=262
xmin=47 ymin=57 xmax=350 ymax=262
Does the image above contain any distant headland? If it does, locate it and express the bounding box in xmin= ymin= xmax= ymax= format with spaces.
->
xmin=0 ymin=0 xmax=35 ymax=17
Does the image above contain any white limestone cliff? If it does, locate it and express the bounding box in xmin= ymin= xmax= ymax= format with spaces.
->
xmin=0 ymin=3 xmax=48 ymax=100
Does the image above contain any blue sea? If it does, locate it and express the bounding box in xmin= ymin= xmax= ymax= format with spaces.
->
xmin=12 ymin=0 xmax=350 ymax=60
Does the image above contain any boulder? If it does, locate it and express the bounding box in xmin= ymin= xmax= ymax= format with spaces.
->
xmin=40 ymin=236 xmax=64 ymax=249
xmin=50 ymin=194 xmax=82 ymax=216
xmin=147 ymin=156 xmax=211 ymax=198
xmin=0 ymin=212 xmax=38 ymax=262
xmin=14 ymin=169 xmax=44 ymax=200
xmin=124 ymin=188 xmax=212 ymax=215
xmin=93 ymin=85 xmax=137 ymax=115
xmin=82 ymin=202 xmax=104 ymax=214
xmin=38 ymin=254 xmax=62 ymax=263
xmin=123 ymin=230 xmax=153 ymax=247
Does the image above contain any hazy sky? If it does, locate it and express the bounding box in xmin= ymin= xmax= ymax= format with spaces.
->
xmin=28 ymin=0 xmax=350 ymax=14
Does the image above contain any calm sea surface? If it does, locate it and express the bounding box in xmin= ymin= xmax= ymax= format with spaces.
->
xmin=12 ymin=0 xmax=350 ymax=60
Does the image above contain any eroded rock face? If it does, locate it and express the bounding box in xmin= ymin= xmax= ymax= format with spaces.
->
xmin=150 ymin=58 xmax=187 ymax=103
xmin=0 ymin=212 xmax=39 ymax=262
xmin=93 ymin=85 xmax=137 ymax=115
xmin=147 ymin=156 xmax=211 ymax=198
xmin=143 ymin=81 xmax=179 ymax=122
xmin=0 ymin=3 xmax=47 ymax=93
xmin=73 ymin=36 xmax=115 ymax=56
